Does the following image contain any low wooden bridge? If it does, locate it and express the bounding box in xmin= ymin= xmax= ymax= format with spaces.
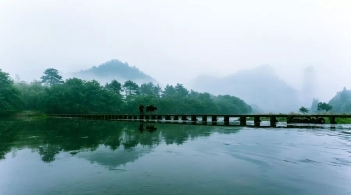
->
xmin=45 ymin=114 xmax=351 ymax=127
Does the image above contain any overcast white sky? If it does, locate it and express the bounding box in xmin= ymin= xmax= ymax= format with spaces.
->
xmin=1 ymin=0 xmax=350 ymax=100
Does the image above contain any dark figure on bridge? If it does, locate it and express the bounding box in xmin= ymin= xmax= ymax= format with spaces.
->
xmin=146 ymin=105 xmax=157 ymax=114
xmin=139 ymin=104 xmax=145 ymax=115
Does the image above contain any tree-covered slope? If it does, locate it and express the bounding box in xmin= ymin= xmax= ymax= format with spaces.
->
xmin=0 ymin=69 xmax=22 ymax=113
xmin=191 ymin=65 xmax=300 ymax=113
xmin=328 ymin=87 xmax=351 ymax=113
xmin=74 ymin=60 xmax=157 ymax=84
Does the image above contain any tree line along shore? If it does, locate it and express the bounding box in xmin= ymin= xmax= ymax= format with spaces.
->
xmin=0 ymin=68 xmax=252 ymax=115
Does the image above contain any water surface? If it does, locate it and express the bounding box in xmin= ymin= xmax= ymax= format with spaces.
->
xmin=0 ymin=119 xmax=350 ymax=195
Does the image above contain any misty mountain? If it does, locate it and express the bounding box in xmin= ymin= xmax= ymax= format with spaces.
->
xmin=72 ymin=59 xmax=158 ymax=84
xmin=328 ymin=87 xmax=351 ymax=113
xmin=190 ymin=65 xmax=300 ymax=113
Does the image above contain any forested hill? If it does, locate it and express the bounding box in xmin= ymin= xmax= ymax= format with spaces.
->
xmin=73 ymin=60 xmax=157 ymax=84
xmin=190 ymin=65 xmax=300 ymax=113
xmin=1 ymin=68 xmax=252 ymax=115
xmin=328 ymin=87 xmax=351 ymax=113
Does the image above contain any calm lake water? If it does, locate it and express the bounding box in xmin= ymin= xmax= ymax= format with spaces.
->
xmin=1 ymin=119 xmax=351 ymax=195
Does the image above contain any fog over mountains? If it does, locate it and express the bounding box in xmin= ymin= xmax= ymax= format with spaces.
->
xmin=190 ymin=65 xmax=304 ymax=113
xmin=71 ymin=59 xmax=158 ymax=85
xmin=66 ymin=59 xmax=325 ymax=113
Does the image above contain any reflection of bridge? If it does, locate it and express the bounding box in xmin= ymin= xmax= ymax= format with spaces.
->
xmin=44 ymin=114 xmax=351 ymax=127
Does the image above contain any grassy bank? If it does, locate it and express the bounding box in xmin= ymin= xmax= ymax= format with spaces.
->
xmin=0 ymin=111 xmax=47 ymax=120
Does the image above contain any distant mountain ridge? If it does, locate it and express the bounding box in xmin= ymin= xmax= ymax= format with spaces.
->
xmin=328 ymin=87 xmax=351 ymax=113
xmin=190 ymin=65 xmax=301 ymax=113
xmin=73 ymin=59 xmax=158 ymax=84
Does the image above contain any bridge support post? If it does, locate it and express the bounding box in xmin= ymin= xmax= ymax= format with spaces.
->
xmin=270 ymin=116 xmax=277 ymax=127
xmin=191 ymin=115 xmax=197 ymax=122
xmin=224 ymin=116 xmax=229 ymax=125
xmin=240 ymin=116 xmax=246 ymax=126
xmin=254 ymin=116 xmax=260 ymax=127
xmin=174 ymin=116 xmax=179 ymax=121
xmin=202 ymin=116 xmax=207 ymax=123
xmin=330 ymin=116 xmax=337 ymax=124
xmin=211 ymin=116 xmax=217 ymax=125
xmin=287 ymin=116 xmax=293 ymax=123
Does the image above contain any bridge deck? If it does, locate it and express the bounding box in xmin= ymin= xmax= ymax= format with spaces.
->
xmin=41 ymin=113 xmax=351 ymax=127
xmin=45 ymin=114 xmax=351 ymax=118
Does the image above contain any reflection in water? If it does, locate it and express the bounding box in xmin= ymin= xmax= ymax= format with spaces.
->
xmin=0 ymin=119 xmax=351 ymax=195
xmin=139 ymin=122 xmax=158 ymax=133
xmin=0 ymin=119 xmax=237 ymax=164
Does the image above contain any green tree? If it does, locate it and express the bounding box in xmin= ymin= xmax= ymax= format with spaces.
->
xmin=162 ymin=85 xmax=176 ymax=97
xmin=15 ymin=80 xmax=46 ymax=111
xmin=140 ymin=82 xmax=162 ymax=97
xmin=299 ymin=106 xmax=309 ymax=114
xmin=317 ymin=102 xmax=332 ymax=112
xmin=122 ymin=80 xmax=140 ymax=97
xmin=44 ymin=78 xmax=123 ymax=114
xmin=328 ymin=87 xmax=351 ymax=113
xmin=41 ymin=68 xmax=63 ymax=86
xmin=175 ymin=83 xmax=189 ymax=98
xmin=214 ymin=95 xmax=251 ymax=114
xmin=0 ymin=69 xmax=23 ymax=113
xmin=105 ymin=80 xmax=122 ymax=95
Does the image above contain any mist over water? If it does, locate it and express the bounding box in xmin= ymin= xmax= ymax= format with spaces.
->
xmin=1 ymin=1 xmax=351 ymax=194
xmin=1 ymin=119 xmax=351 ymax=195
xmin=1 ymin=0 xmax=351 ymax=106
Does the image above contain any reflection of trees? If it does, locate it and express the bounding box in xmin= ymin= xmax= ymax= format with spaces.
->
xmin=0 ymin=119 xmax=242 ymax=163
xmin=38 ymin=144 xmax=60 ymax=163
xmin=0 ymin=120 xmax=19 ymax=160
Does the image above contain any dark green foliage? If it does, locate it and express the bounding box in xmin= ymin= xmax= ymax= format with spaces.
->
xmin=214 ymin=95 xmax=252 ymax=114
xmin=105 ymin=80 xmax=122 ymax=95
xmin=162 ymin=83 xmax=189 ymax=98
xmin=140 ymin=82 xmax=161 ymax=97
xmin=162 ymin=85 xmax=177 ymax=97
xmin=45 ymin=78 xmax=123 ymax=114
xmin=299 ymin=106 xmax=309 ymax=114
xmin=0 ymin=119 xmax=235 ymax=163
xmin=328 ymin=87 xmax=351 ymax=113
xmin=0 ymin=69 xmax=23 ymax=113
xmin=40 ymin=68 xmax=63 ymax=86
xmin=123 ymin=80 xmax=140 ymax=97
xmin=317 ymin=102 xmax=332 ymax=112
xmin=15 ymin=80 xmax=46 ymax=111
xmin=174 ymin=83 xmax=189 ymax=97
xmin=10 ymin=67 xmax=252 ymax=114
